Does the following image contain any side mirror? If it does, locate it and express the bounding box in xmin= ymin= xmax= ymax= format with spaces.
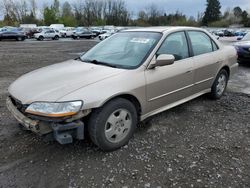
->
xmin=148 ymin=54 xmax=175 ymax=69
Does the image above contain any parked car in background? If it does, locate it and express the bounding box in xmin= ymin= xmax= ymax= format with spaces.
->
xmin=98 ymin=30 xmax=115 ymax=40
xmin=235 ymin=31 xmax=247 ymax=40
xmin=215 ymin=30 xmax=224 ymax=37
xmin=223 ymin=29 xmax=235 ymax=37
xmin=59 ymin=27 xmax=75 ymax=37
xmin=7 ymin=27 xmax=238 ymax=151
xmin=91 ymin=27 xmax=104 ymax=37
xmin=50 ymin=24 xmax=65 ymax=30
xmin=34 ymin=29 xmax=60 ymax=41
xmin=21 ymin=28 xmax=40 ymax=38
xmin=0 ymin=26 xmax=16 ymax=32
xmin=234 ymin=32 xmax=250 ymax=64
xmin=72 ymin=27 xmax=95 ymax=39
xmin=20 ymin=24 xmax=37 ymax=29
xmin=0 ymin=31 xmax=26 ymax=41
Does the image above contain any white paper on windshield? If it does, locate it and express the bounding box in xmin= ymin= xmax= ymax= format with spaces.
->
xmin=130 ymin=38 xmax=151 ymax=44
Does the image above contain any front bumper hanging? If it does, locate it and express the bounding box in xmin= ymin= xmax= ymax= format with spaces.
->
xmin=6 ymin=97 xmax=85 ymax=144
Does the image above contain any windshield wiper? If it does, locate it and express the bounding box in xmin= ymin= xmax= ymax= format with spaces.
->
xmin=82 ymin=59 xmax=118 ymax=68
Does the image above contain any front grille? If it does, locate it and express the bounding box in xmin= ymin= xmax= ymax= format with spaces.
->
xmin=9 ymin=96 xmax=28 ymax=113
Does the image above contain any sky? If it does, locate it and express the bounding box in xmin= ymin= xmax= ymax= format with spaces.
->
xmin=1 ymin=0 xmax=250 ymax=19
xmin=124 ymin=0 xmax=250 ymax=17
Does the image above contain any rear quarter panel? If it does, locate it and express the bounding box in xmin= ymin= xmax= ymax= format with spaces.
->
xmin=217 ymin=45 xmax=238 ymax=78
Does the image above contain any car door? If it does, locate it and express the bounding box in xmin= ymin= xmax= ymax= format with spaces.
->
xmin=81 ymin=29 xmax=88 ymax=37
xmin=145 ymin=31 xmax=194 ymax=112
xmin=49 ymin=30 xmax=55 ymax=38
xmin=44 ymin=31 xmax=50 ymax=38
xmin=187 ymin=31 xmax=221 ymax=94
xmin=2 ymin=32 xmax=10 ymax=39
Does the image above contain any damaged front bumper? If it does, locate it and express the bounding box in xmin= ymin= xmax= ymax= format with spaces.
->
xmin=6 ymin=97 xmax=90 ymax=144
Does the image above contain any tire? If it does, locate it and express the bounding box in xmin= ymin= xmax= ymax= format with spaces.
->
xmin=54 ymin=35 xmax=59 ymax=40
xmin=88 ymin=98 xmax=138 ymax=151
xmin=39 ymin=36 xmax=44 ymax=41
xmin=210 ymin=69 xmax=229 ymax=99
xmin=16 ymin=37 xmax=22 ymax=41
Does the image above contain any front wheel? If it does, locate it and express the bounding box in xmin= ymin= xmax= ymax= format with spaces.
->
xmin=38 ymin=36 xmax=44 ymax=41
xmin=88 ymin=98 xmax=138 ymax=151
xmin=210 ymin=69 xmax=229 ymax=99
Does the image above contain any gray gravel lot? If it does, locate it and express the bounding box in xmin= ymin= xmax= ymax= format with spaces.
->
xmin=0 ymin=40 xmax=249 ymax=188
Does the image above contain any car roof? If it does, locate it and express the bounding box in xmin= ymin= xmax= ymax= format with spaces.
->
xmin=125 ymin=26 xmax=203 ymax=33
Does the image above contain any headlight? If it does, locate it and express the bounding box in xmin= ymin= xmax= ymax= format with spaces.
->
xmin=25 ymin=101 xmax=83 ymax=117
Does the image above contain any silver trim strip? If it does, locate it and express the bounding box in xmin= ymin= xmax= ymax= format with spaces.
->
xmin=194 ymin=77 xmax=214 ymax=85
xmin=142 ymin=89 xmax=211 ymax=121
xmin=148 ymin=77 xmax=214 ymax=102
xmin=149 ymin=84 xmax=194 ymax=102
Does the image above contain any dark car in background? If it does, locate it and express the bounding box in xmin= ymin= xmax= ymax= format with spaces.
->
xmin=234 ymin=32 xmax=250 ymax=64
xmin=72 ymin=27 xmax=95 ymax=39
xmin=0 ymin=31 xmax=26 ymax=41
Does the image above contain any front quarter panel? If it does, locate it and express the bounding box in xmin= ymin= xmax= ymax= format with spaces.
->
xmin=57 ymin=69 xmax=147 ymax=114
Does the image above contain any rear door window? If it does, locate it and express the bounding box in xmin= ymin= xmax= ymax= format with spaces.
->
xmin=188 ymin=31 xmax=215 ymax=56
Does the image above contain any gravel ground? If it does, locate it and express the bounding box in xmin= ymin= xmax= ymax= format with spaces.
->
xmin=0 ymin=40 xmax=249 ymax=188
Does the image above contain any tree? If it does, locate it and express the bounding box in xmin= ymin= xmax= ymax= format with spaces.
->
xmin=60 ymin=1 xmax=76 ymax=26
xmin=202 ymin=0 xmax=221 ymax=25
xmin=146 ymin=4 xmax=162 ymax=26
xmin=241 ymin=10 xmax=250 ymax=27
xmin=43 ymin=6 xmax=57 ymax=25
xmin=233 ymin=6 xmax=242 ymax=17
xmin=29 ymin=0 xmax=37 ymax=17
xmin=72 ymin=0 xmax=84 ymax=26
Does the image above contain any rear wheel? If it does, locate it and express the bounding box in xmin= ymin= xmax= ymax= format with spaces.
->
xmin=16 ymin=37 xmax=22 ymax=41
xmin=88 ymin=98 xmax=137 ymax=151
xmin=210 ymin=69 xmax=229 ymax=99
xmin=54 ymin=35 xmax=59 ymax=40
xmin=38 ymin=36 xmax=44 ymax=41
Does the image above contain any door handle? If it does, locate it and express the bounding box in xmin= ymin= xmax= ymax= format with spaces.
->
xmin=186 ymin=70 xmax=192 ymax=73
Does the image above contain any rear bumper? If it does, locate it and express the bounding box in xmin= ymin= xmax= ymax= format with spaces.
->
xmin=6 ymin=97 xmax=85 ymax=144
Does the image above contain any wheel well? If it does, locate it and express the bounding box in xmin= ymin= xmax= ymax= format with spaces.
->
xmin=221 ymin=66 xmax=230 ymax=77
xmin=105 ymin=94 xmax=142 ymax=116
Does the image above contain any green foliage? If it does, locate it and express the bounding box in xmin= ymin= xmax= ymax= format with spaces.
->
xmin=59 ymin=1 xmax=77 ymax=26
xmin=43 ymin=7 xmax=57 ymax=25
xmin=22 ymin=12 xmax=38 ymax=24
xmin=209 ymin=20 xmax=230 ymax=27
xmin=202 ymin=0 xmax=221 ymax=26
xmin=241 ymin=10 xmax=250 ymax=27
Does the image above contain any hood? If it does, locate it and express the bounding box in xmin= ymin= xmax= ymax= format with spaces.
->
xmin=9 ymin=60 xmax=125 ymax=104
xmin=234 ymin=40 xmax=250 ymax=47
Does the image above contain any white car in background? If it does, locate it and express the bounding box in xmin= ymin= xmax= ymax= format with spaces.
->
xmin=99 ymin=30 xmax=116 ymax=40
xmin=59 ymin=27 xmax=75 ymax=37
xmin=34 ymin=29 xmax=60 ymax=41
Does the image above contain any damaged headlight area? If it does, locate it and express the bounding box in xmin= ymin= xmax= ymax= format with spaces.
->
xmin=25 ymin=101 xmax=83 ymax=117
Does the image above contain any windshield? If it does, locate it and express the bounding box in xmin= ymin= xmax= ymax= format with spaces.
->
xmin=242 ymin=32 xmax=250 ymax=41
xmin=80 ymin=31 xmax=162 ymax=69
